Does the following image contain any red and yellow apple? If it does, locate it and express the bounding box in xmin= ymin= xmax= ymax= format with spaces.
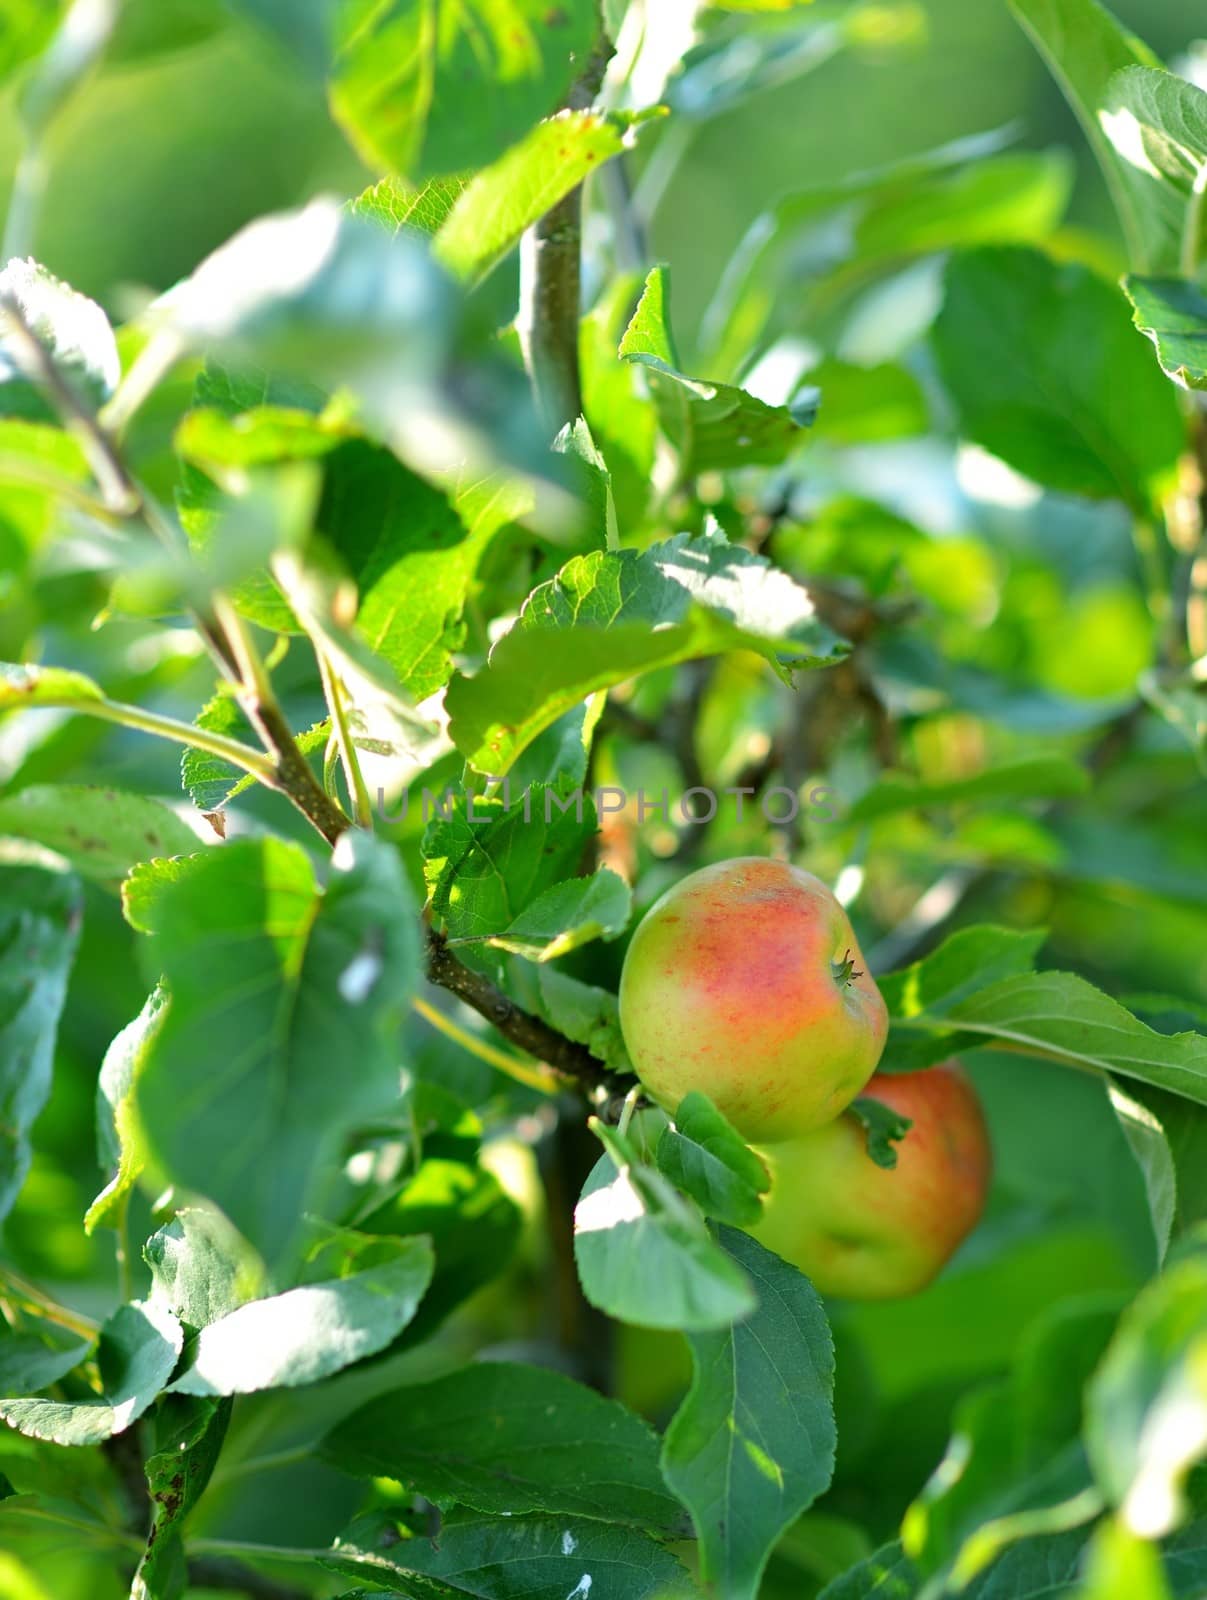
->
xmin=618 ymin=858 xmax=888 ymax=1142
xmin=752 ymin=1060 xmax=992 ymax=1299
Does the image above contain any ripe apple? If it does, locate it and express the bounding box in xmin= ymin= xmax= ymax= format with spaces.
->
xmin=618 ymin=857 xmax=888 ymax=1142
xmin=751 ymin=1060 xmax=992 ymax=1299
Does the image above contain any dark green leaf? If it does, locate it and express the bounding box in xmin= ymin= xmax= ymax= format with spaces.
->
xmin=933 ymin=246 xmax=1184 ymax=509
xmin=0 ymin=1323 xmax=91 ymax=1398
xmin=656 ymin=1092 xmax=771 ymax=1227
xmin=133 ymin=833 xmax=422 ymax=1266
xmin=132 ymin=1394 xmax=231 ymax=1600
xmin=423 ymin=784 xmax=597 ymax=945
xmin=0 ymin=1301 xmax=182 ymax=1446
xmin=358 ymin=1158 xmax=522 ymax=1345
xmin=817 ymin=1540 xmax=918 ymax=1599
xmin=662 ymin=1227 xmax=836 ymax=1600
xmin=0 ymin=853 xmax=82 ymax=1220
xmin=321 ymin=1361 xmax=684 ymax=1532
xmin=489 ymin=869 xmax=631 ymax=963
xmin=1124 ymin=277 xmax=1207 ymax=391
xmin=325 ymin=1508 xmax=692 ymax=1600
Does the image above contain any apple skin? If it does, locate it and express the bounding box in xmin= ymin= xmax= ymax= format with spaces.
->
xmin=751 ymin=1060 xmax=992 ymax=1300
xmin=618 ymin=857 xmax=888 ymax=1142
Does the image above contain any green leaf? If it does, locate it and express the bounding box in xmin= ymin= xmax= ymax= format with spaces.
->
xmin=656 ymin=1092 xmax=771 ymax=1228
xmin=850 ymin=1097 xmax=914 ymax=1170
xmin=325 ymin=1508 xmax=692 ymax=1600
xmin=880 ymin=924 xmax=1046 ymax=1020
xmin=1110 ymin=1081 xmax=1207 ymax=1263
xmin=0 ymin=1301 xmax=182 ymax=1446
xmin=180 ymin=693 xmax=327 ymax=815
xmin=0 ymin=1321 xmax=91 ymax=1398
xmin=662 ymin=1227 xmax=836 ymax=1600
xmin=620 ymin=266 xmax=812 ymax=474
xmin=133 ymin=833 xmax=422 ymax=1267
xmin=358 ymin=1157 xmax=522 ymax=1346
xmin=903 ymin=1296 xmax=1119 ymax=1586
xmin=1124 ymin=277 xmax=1207 ymax=391
xmin=132 ymin=1394 xmax=231 ymax=1600
xmin=802 ymin=358 xmax=929 ymax=445
xmin=169 ymin=1240 xmax=434 ymax=1396
xmin=529 ymin=966 xmax=631 ymax=1075
xmin=324 ymin=0 xmax=599 ymax=179
xmin=817 ymin=1540 xmax=918 ymax=1599
xmin=351 ymin=174 xmax=470 ymax=237
xmin=928 ymin=973 xmax=1207 ymax=1106
xmin=573 ymin=1149 xmax=756 ymax=1330
xmin=1007 ymin=0 xmax=1175 ymax=271
xmin=436 ymin=111 xmax=653 ymax=285
xmin=1086 ymin=1252 xmax=1207 ymax=1538
xmin=0 ymin=785 xmax=199 ymax=882
xmin=85 ymin=986 xmax=167 ymax=1235
xmin=144 ymin=1208 xmax=265 ymax=1330
xmin=319 ymin=443 xmax=529 ymax=700
xmin=0 ymin=0 xmax=63 ymax=87
xmin=423 ymin=784 xmax=597 ymax=944
xmin=321 ymin=1360 xmax=685 ymax=1532
xmin=0 ymin=418 xmax=90 ymax=498
xmin=0 ymin=259 xmax=120 ymax=421
xmin=1101 ymin=66 xmax=1207 ymax=199
xmin=269 ymin=542 xmax=440 ymax=762
xmin=933 ymin=246 xmax=1185 ymax=509
xmin=0 ymin=660 xmax=105 ymax=714
xmin=0 ymin=854 xmax=82 ymax=1221
xmin=490 ymin=869 xmax=631 ymax=962
xmin=846 ymin=757 xmax=1090 ymax=823
xmin=445 ymin=530 xmax=844 ymax=774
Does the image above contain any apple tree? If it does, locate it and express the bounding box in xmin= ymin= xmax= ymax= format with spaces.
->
xmin=0 ymin=1 xmax=1206 ymax=1597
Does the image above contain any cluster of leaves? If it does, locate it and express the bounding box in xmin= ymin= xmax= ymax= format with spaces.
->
xmin=1 ymin=1 xmax=1207 ymax=1599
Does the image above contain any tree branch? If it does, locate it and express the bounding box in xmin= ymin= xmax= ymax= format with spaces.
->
xmin=425 ymin=928 xmax=628 ymax=1101
xmin=517 ymin=30 xmax=614 ymax=433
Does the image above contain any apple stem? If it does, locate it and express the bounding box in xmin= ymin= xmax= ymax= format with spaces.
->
xmin=831 ymin=948 xmax=864 ymax=986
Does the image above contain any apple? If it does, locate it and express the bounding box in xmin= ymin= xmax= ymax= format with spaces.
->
xmin=618 ymin=857 xmax=888 ymax=1142
xmin=751 ymin=1060 xmax=992 ymax=1299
